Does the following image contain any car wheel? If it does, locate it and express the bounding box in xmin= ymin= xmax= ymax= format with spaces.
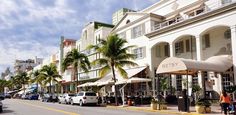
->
xmin=79 ymin=100 xmax=83 ymax=107
xmin=71 ymin=100 xmax=74 ymax=105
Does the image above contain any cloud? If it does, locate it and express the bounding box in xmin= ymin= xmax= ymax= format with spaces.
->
xmin=0 ymin=0 xmax=158 ymax=74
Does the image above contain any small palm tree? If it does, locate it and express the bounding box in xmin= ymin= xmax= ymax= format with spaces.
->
xmin=15 ymin=72 xmax=29 ymax=93
xmin=0 ymin=79 xmax=10 ymax=93
xmin=62 ymin=48 xmax=91 ymax=93
xmin=40 ymin=63 xmax=62 ymax=94
xmin=87 ymin=34 xmax=138 ymax=106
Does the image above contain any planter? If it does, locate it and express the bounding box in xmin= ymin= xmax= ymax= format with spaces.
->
xmin=205 ymin=107 xmax=211 ymax=113
xmin=195 ymin=105 xmax=205 ymax=113
xmin=157 ymin=104 xmax=167 ymax=110
xmin=151 ymin=103 xmax=157 ymax=110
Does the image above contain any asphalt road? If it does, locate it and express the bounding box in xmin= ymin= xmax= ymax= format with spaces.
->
xmin=1 ymin=99 xmax=174 ymax=115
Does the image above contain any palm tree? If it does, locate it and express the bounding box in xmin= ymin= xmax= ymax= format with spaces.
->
xmin=15 ymin=72 xmax=29 ymax=93
xmin=29 ymin=70 xmax=43 ymax=93
xmin=0 ymin=79 xmax=10 ymax=93
xmin=40 ymin=63 xmax=62 ymax=94
xmin=87 ymin=34 xmax=138 ymax=106
xmin=62 ymin=48 xmax=91 ymax=93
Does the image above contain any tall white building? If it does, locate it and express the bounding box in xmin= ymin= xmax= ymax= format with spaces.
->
xmin=112 ymin=0 xmax=236 ymax=98
xmin=112 ymin=8 xmax=136 ymax=25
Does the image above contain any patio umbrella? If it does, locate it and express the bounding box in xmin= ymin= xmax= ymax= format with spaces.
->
xmin=77 ymin=82 xmax=98 ymax=87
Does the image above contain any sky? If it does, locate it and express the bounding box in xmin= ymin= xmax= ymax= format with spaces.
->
xmin=0 ymin=0 xmax=159 ymax=74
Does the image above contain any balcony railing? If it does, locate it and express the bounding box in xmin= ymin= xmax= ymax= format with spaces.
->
xmin=150 ymin=0 xmax=234 ymax=33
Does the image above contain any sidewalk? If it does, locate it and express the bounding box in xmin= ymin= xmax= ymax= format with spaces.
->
xmin=106 ymin=104 xmax=222 ymax=115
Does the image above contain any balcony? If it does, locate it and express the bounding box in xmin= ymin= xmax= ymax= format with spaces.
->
xmin=150 ymin=0 xmax=235 ymax=33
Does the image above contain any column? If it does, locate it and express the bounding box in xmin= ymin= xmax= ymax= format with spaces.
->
xmin=231 ymin=25 xmax=236 ymax=84
xmin=169 ymin=43 xmax=176 ymax=89
xmin=195 ymin=35 xmax=203 ymax=88
xmin=147 ymin=47 xmax=156 ymax=97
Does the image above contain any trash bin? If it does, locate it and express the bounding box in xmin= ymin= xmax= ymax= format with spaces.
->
xmin=178 ymin=90 xmax=189 ymax=112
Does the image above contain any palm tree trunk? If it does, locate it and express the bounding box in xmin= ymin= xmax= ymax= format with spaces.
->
xmin=111 ymin=64 xmax=118 ymax=106
xmin=49 ymin=82 xmax=52 ymax=94
xmin=75 ymin=68 xmax=78 ymax=93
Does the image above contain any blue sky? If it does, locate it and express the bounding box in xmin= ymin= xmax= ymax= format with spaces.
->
xmin=0 ymin=0 xmax=158 ymax=74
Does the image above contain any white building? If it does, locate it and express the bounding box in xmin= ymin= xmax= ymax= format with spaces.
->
xmin=112 ymin=0 xmax=236 ymax=98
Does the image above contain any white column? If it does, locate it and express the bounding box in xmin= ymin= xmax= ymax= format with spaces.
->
xmin=195 ymin=35 xmax=203 ymax=88
xmin=230 ymin=25 xmax=236 ymax=84
xmin=169 ymin=43 xmax=176 ymax=88
xmin=147 ymin=47 xmax=156 ymax=97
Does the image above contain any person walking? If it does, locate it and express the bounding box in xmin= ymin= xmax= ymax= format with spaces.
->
xmin=219 ymin=91 xmax=231 ymax=115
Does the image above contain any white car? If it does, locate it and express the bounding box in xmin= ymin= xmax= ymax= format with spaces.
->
xmin=58 ymin=93 xmax=76 ymax=104
xmin=71 ymin=91 xmax=98 ymax=106
xmin=0 ymin=101 xmax=3 ymax=112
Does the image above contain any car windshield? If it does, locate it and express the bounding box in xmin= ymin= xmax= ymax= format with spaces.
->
xmin=85 ymin=92 xmax=96 ymax=96
xmin=68 ymin=94 xmax=75 ymax=96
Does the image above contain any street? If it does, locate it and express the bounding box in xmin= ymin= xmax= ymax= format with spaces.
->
xmin=1 ymin=99 xmax=174 ymax=115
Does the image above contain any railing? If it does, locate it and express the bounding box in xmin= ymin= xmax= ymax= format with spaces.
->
xmin=151 ymin=0 xmax=234 ymax=32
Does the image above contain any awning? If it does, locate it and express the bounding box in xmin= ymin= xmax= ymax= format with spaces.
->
xmin=95 ymin=66 xmax=147 ymax=86
xmin=156 ymin=55 xmax=232 ymax=74
xmin=115 ymin=77 xmax=151 ymax=85
xmin=77 ymin=82 xmax=98 ymax=87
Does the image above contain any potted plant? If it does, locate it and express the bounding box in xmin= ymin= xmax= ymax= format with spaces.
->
xmin=195 ymin=99 xmax=212 ymax=113
xmin=150 ymin=98 xmax=158 ymax=110
xmin=157 ymin=99 xmax=167 ymax=110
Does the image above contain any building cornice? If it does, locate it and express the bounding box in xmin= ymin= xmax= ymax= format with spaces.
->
xmin=145 ymin=2 xmax=236 ymax=38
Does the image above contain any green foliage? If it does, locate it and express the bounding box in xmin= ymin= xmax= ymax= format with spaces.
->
xmin=195 ymin=99 xmax=211 ymax=107
xmin=40 ymin=63 xmax=62 ymax=93
xmin=192 ymin=84 xmax=201 ymax=93
xmin=87 ymin=34 xmax=138 ymax=105
xmin=62 ymin=48 xmax=91 ymax=92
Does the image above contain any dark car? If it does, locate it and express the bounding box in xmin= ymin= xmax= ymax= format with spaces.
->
xmin=0 ymin=94 xmax=4 ymax=100
xmin=42 ymin=94 xmax=58 ymax=102
xmin=28 ymin=94 xmax=39 ymax=100
xmin=0 ymin=100 xmax=3 ymax=112
xmin=4 ymin=93 xmax=11 ymax=99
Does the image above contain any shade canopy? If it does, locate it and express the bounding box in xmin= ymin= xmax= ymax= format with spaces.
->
xmin=95 ymin=66 xmax=147 ymax=86
xmin=115 ymin=77 xmax=151 ymax=85
xmin=77 ymin=82 xmax=98 ymax=87
xmin=156 ymin=55 xmax=232 ymax=74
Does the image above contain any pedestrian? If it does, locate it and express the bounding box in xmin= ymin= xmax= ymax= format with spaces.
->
xmin=219 ymin=91 xmax=231 ymax=115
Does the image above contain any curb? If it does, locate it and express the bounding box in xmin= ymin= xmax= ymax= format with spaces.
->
xmin=106 ymin=106 xmax=204 ymax=115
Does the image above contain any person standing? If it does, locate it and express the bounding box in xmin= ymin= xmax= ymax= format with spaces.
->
xmin=220 ymin=91 xmax=231 ymax=115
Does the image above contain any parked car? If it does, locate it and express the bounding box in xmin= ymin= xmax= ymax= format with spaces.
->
xmin=42 ymin=94 xmax=58 ymax=102
xmin=0 ymin=94 xmax=4 ymax=100
xmin=4 ymin=93 xmax=11 ymax=99
xmin=64 ymin=93 xmax=76 ymax=104
xmin=0 ymin=100 xmax=3 ymax=112
xmin=59 ymin=93 xmax=75 ymax=104
xmin=71 ymin=91 xmax=98 ymax=106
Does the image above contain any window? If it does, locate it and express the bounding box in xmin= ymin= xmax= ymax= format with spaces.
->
xmin=222 ymin=0 xmax=232 ymax=5
xmin=202 ymin=34 xmax=210 ymax=49
xmin=133 ymin=47 xmax=145 ymax=59
xmin=192 ymin=74 xmax=198 ymax=85
xmin=156 ymin=45 xmax=161 ymax=57
xmin=164 ymin=44 xmax=169 ymax=57
xmin=224 ymin=29 xmax=231 ymax=39
xmin=186 ymin=39 xmax=190 ymax=52
xmin=175 ymin=41 xmax=184 ymax=55
xmin=132 ymin=24 xmax=145 ymax=38
xmin=176 ymin=75 xmax=182 ymax=91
